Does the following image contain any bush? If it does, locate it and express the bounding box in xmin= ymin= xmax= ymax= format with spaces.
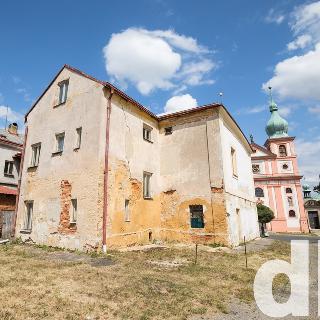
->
xmin=257 ymin=204 xmax=275 ymax=224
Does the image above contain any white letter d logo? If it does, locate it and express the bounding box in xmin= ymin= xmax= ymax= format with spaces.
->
xmin=254 ymin=240 xmax=309 ymax=317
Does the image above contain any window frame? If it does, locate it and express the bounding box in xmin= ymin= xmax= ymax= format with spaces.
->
xmin=143 ymin=171 xmax=152 ymax=199
xmin=30 ymin=143 xmax=41 ymax=167
xmin=286 ymin=187 xmax=293 ymax=194
xmin=255 ymin=187 xmax=264 ymax=198
xmin=143 ymin=124 xmax=153 ymax=143
xmin=231 ymin=147 xmax=238 ymax=177
xmin=58 ymin=79 xmax=69 ymax=105
xmin=279 ymin=144 xmax=287 ymax=157
xmin=70 ymin=199 xmax=77 ymax=224
xmin=23 ymin=200 xmax=33 ymax=231
xmin=4 ymin=160 xmax=14 ymax=177
xmin=53 ymin=132 xmax=65 ymax=154
xmin=74 ymin=127 xmax=82 ymax=150
xmin=164 ymin=127 xmax=173 ymax=135
xmin=252 ymin=164 xmax=260 ymax=173
xmin=124 ymin=199 xmax=130 ymax=222
xmin=289 ymin=210 xmax=296 ymax=217
xmin=190 ymin=205 xmax=205 ymax=228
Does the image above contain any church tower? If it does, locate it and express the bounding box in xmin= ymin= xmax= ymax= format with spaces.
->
xmin=250 ymin=88 xmax=309 ymax=233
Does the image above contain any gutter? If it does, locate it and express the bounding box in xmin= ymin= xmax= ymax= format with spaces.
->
xmin=12 ymin=125 xmax=28 ymax=237
xmin=102 ymin=88 xmax=114 ymax=253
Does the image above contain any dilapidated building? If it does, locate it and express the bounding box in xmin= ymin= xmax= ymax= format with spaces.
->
xmin=15 ymin=65 xmax=259 ymax=251
xmin=0 ymin=123 xmax=23 ymax=239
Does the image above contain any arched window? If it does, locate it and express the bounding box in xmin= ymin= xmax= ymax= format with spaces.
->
xmin=279 ymin=145 xmax=287 ymax=157
xmin=286 ymin=187 xmax=292 ymax=194
xmin=255 ymin=187 xmax=264 ymax=197
xmin=289 ymin=210 xmax=296 ymax=217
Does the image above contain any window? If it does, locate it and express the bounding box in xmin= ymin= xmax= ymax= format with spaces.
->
xmin=55 ymin=133 xmax=65 ymax=153
xmin=289 ymin=210 xmax=296 ymax=217
xmin=287 ymin=196 xmax=293 ymax=206
xmin=143 ymin=125 xmax=152 ymax=142
xmin=231 ymin=147 xmax=237 ymax=177
xmin=24 ymin=201 xmax=33 ymax=231
xmin=279 ymin=145 xmax=287 ymax=157
xmin=30 ymin=143 xmax=41 ymax=167
xmin=255 ymin=187 xmax=264 ymax=197
xmin=286 ymin=188 xmax=292 ymax=194
xmin=124 ymin=199 xmax=130 ymax=222
xmin=4 ymin=160 xmax=14 ymax=177
xmin=252 ymin=164 xmax=260 ymax=173
xmin=58 ymin=80 xmax=69 ymax=104
xmin=165 ymin=127 xmax=173 ymax=135
xmin=70 ymin=199 xmax=77 ymax=224
xmin=190 ymin=205 xmax=204 ymax=228
xmin=75 ymin=127 xmax=82 ymax=149
xmin=143 ymin=172 xmax=152 ymax=199
xmin=282 ymin=163 xmax=289 ymax=170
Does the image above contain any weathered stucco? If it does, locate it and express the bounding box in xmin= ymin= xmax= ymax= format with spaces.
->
xmin=16 ymin=66 xmax=259 ymax=251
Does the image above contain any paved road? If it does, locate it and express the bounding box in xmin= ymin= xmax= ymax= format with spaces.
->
xmin=191 ymin=234 xmax=318 ymax=320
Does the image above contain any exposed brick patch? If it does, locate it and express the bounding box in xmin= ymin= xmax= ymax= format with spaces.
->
xmin=58 ymin=180 xmax=77 ymax=234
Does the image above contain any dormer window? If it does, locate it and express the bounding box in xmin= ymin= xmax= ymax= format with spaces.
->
xmin=58 ymin=80 xmax=69 ymax=104
xmin=279 ymin=145 xmax=287 ymax=157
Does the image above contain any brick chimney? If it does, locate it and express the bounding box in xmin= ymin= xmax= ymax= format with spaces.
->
xmin=8 ymin=123 xmax=18 ymax=135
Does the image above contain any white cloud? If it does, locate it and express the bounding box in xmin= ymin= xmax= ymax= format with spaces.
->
xmin=163 ymin=94 xmax=198 ymax=114
xmin=295 ymin=137 xmax=320 ymax=185
xmin=103 ymin=28 xmax=215 ymax=95
xmin=287 ymin=34 xmax=312 ymax=51
xmin=265 ymin=8 xmax=285 ymax=24
xmin=263 ymin=43 xmax=320 ymax=100
xmin=278 ymin=106 xmax=291 ymax=117
xmin=0 ymin=105 xmax=24 ymax=123
xmin=290 ymin=1 xmax=320 ymax=45
xmin=246 ymin=106 xmax=265 ymax=114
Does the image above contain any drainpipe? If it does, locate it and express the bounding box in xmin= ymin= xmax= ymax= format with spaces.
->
xmin=102 ymin=88 xmax=114 ymax=253
xmin=12 ymin=125 xmax=28 ymax=237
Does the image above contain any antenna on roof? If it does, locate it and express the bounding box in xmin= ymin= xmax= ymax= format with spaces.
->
xmin=218 ymin=92 xmax=223 ymax=104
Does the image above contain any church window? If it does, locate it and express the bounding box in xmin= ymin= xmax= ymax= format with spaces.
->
xmin=282 ymin=163 xmax=289 ymax=170
xmin=286 ymin=188 xmax=292 ymax=194
xmin=252 ymin=164 xmax=260 ymax=173
xmin=255 ymin=187 xmax=264 ymax=197
xmin=289 ymin=210 xmax=296 ymax=217
xmin=287 ymin=196 xmax=293 ymax=206
xmin=279 ymin=145 xmax=287 ymax=157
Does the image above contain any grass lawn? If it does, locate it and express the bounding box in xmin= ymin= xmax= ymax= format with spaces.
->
xmin=0 ymin=241 xmax=290 ymax=320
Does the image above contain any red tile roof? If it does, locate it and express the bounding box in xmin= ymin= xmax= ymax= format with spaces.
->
xmin=0 ymin=186 xmax=17 ymax=195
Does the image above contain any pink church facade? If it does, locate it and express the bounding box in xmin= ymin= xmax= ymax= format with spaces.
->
xmin=250 ymin=92 xmax=309 ymax=233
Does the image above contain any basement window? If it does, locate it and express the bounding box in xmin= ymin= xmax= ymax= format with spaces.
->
xmin=23 ymin=201 xmax=33 ymax=231
xmin=164 ymin=127 xmax=173 ymax=135
xmin=190 ymin=205 xmax=204 ymax=228
xmin=4 ymin=160 xmax=14 ymax=177
xmin=143 ymin=172 xmax=152 ymax=199
xmin=30 ymin=143 xmax=41 ymax=167
xmin=124 ymin=199 xmax=130 ymax=222
xmin=70 ymin=199 xmax=77 ymax=224
xmin=143 ymin=124 xmax=152 ymax=142
xmin=58 ymin=79 xmax=69 ymax=104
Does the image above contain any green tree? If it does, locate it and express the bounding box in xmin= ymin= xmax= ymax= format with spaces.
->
xmin=257 ymin=204 xmax=274 ymax=236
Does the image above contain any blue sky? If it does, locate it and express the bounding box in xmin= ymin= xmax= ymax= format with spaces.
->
xmin=0 ymin=0 xmax=319 ymax=186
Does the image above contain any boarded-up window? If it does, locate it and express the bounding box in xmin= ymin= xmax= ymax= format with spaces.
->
xmin=190 ymin=205 xmax=204 ymax=228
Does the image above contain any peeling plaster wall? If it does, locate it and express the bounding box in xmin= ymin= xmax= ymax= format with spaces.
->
xmin=106 ymin=96 xmax=161 ymax=247
xmin=16 ymin=69 xmax=106 ymax=250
